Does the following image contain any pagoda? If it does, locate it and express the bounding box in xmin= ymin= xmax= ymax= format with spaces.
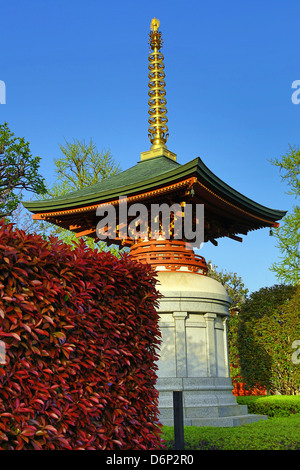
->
xmin=24 ymin=19 xmax=285 ymax=426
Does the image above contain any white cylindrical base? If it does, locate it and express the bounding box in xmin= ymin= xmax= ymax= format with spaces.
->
xmin=155 ymin=271 xmax=267 ymax=427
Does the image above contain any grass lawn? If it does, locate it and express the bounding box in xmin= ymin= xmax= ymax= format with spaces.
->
xmin=162 ymin=414 xmax=300 ymax=450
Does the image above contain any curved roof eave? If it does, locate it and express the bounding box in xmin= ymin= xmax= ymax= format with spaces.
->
xmin=23 ymin=156 xmax=286 ymax=222
xmin=195 ymin=158 xmax=287 ymax=221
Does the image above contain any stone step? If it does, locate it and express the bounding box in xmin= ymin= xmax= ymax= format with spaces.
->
xmin=217 ymin=404 xmax=249 ymax=417
xmin=160 ymin=403 xmax=249 ymax=419
xmin=161 ymin=413 xmax=268 ymax=428
xmin=189 ymin=403 xmax=250 ymax=418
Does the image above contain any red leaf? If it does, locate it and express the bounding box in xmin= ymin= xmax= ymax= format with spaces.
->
xmin=35 ymin=328 xmax=49 ymax=336
xmin=0 ymin=331 xmax=21 ymax=341
xmin=30 ymin=280 xmax=42 ymax=286
xmin=21 ymin=426 xmax=36 ymax=436
xmin=22 ymin=323 xmax=32 ymax=333
xmin=44 ymin=425 xmax=58 ymax=434
xmin=43 ymin=315 xmax=55 ymax=326
xmin=21 ymin=302 xmax=35 ymax=312
xmin=32 ymin=439 xmax=43 ymax=450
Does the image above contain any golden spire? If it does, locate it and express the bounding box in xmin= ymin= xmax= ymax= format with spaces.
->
xmin=148 ymin=18 xmax=168 ymax=148
xmin=141 ymin=18 xmax=177 ymax=161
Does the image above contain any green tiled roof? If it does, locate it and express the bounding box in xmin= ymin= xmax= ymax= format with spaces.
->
xmin=23 ymin=156 xmax=181 ymax=212
xmin=23 ymin=155 xmax=286 ymax=222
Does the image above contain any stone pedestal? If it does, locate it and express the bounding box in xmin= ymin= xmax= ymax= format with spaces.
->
xmin=155 ymin=271 xmax=267 ymax=427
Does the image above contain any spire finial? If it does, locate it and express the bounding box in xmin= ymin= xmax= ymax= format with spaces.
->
xmin=150 ymin=17 xmax=160 ymax=32
xmin=148 ymin=18 xmax=169 ymax=149
xmin=140 ymin=19 xmax=177 ymax=161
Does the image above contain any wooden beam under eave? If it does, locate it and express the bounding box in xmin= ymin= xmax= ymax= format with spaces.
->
xmin=32 ymin=213 xmax=44 ymax=220
xmin=228 ymin=234 xmax=243 ymax=242
xmin=75 ymin=228 xmax=96 ymax=238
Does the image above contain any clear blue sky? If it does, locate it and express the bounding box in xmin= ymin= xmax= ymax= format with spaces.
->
xmin=1 ymin=0 xmax=299 ymax=293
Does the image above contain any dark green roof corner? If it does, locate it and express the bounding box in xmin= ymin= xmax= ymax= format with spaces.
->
xmin=195 ymin=158 xmax=287 ymax=221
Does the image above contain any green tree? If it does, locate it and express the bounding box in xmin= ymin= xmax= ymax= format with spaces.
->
xmin=51 ymin=138 xmax=121 ymax=194
xmin=0 ymin=122 xmax=46 ymax=216
xmin=207 ymin=262 xmax=249 ymax=311
xmin=270 ymin=145 xmax=300 ymax=285
xmin=238 ymin=284 xmax=300 ymax=394
xmin=37 ymin=138 xmax=121 ymax=251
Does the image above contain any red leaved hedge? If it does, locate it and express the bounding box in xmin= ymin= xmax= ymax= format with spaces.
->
xmin=0 ymin=221 xmax=162 ymax=450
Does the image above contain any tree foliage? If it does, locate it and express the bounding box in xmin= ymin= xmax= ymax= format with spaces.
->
xmin=270 ymin=144 xmax=300 ymax=285
xmin=207 ymin=262 xmax=249 ymax=311
xmin=271 ymin=144 xmax=300 ymax=197
xmin=50 ymin=137 xmax=121 ymax=195
xmin=14 ymin=137 xmax=122 ymax=253
xmin=39 ymin=138 xmax=121 ymax=251
xmin=0 ymin=122 xmax=46 ymax=217
xmin=237 ymin=284 xmax=300 ymax=394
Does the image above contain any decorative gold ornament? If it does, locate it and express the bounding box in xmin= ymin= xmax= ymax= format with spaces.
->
xmin=150 ymin=17 xmax=160 ymax=32
xmin=141 ymin=18 xmax=176 ymax=162
xmin=148 ymin=18 xmax=169 ymax=149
